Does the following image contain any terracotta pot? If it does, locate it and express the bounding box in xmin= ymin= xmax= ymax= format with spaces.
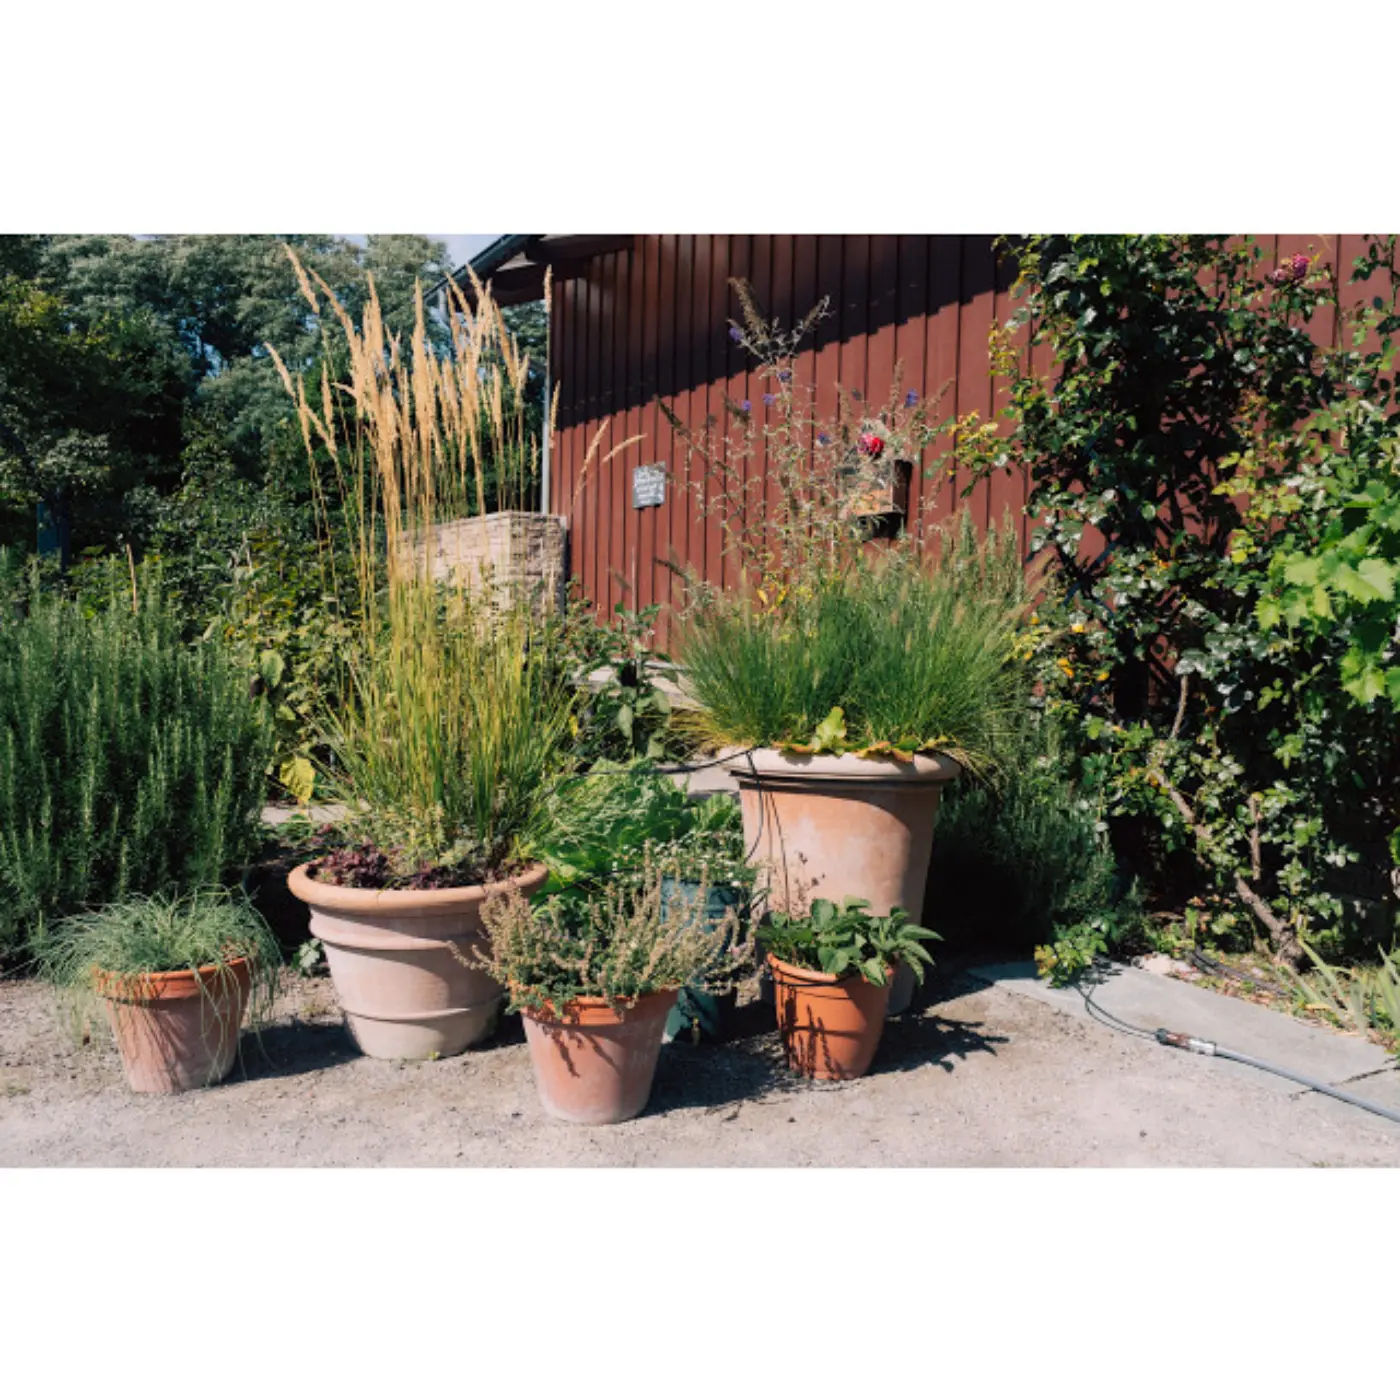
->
xmin=726 ymin=749 xmax=956 ymax=1020
xmin=287 ymin=862 xmax=548 ymax=1060
xmin=767 ymin=952 xmax=891 ymax=1081
xmin=95 ymin=958 xmax=252 ymax=1094
xmin=724 ymin=748 xmax=959 ymax=918
xmin=520 ymin=988 xmax=679 ymax=1125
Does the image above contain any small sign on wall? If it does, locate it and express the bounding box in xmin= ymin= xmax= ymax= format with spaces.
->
xmin=632 ymin=462 xmax=667 ymax=509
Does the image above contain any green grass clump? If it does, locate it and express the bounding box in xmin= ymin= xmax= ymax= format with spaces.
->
xmin=0 ymin=571 xmax=274 ymax=964
xmin=679 ymin=513 xmax=1025 ymax=774
xmin=38 ymin=887 xmax=281 ymax=1039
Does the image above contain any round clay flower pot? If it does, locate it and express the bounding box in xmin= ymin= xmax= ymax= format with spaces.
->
xmin=726 ymin=749 xmax=957 ymax=1020
xmin=724 ymin=748 xmax=960 ymax=917
xmin=94 ymin=958 xmax=253 ymax=1094
xmin=767 ymin=952 xmax=891 ymax=1081
xmin=519 ymin=988 xmax=679 ymax=1125
xmin=287 ymin=862 xmax=548 ymax=1060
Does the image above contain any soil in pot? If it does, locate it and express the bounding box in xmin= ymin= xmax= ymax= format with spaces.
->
xmin=287 ymin=862 xmax=549 ymax=1061
xmin=520 ymin=988 xmax=679 ymax=1124
xmin=768 ymin=952 xmax=891 ymax=1081
xmin=96 ymin=958 xmax=252 ymax=1094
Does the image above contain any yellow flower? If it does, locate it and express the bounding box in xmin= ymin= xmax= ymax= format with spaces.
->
xmin=1056 ymin=657 xmax=1075 ymax=679
xmin=1030 ymin=612 xmax=1039 ymax=624
xmin=1095 ymin=669 xmax=1109 ymax=681
xmin=1071 ymin=621 xmax=1085 ymax=634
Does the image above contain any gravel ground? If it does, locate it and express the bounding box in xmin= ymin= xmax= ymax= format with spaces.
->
xmin=4 ymin=965 xmax=1400 ymax=1167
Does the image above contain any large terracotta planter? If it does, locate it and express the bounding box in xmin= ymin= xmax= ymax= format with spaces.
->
xmin=768 ymin=952 xmax=891 ymax=1081
xmin=95 ymin=958 xmax=252 ymax=1094
xmin=726 ymin=749 xmax=957 ymax=1018
xmin=520 ymin=988 xmax=679 ymax=1124
xmin=287 ymin=862 xmax=549 ymax=1060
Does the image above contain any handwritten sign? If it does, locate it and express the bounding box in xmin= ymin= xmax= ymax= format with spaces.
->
xmin=632 ymin=463 xmax=667 ymax=509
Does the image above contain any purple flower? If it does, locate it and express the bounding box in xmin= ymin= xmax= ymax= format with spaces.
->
xmin=905 ymin=389 xmax=919 ymax=407
xmin=728 ymin=326 xmax=743 ymax=343
xmin=762 ymin=393 xmax=777 ymax=407
xmin=817 ymin=432 xmax=831 ymax=446
xmin=850 ymin=389 xmax=863 ymax=402
xmin=777 ymin=369 xmax=792 ymax=382
xmin=740 ymin=399 xmax=751 ymax=412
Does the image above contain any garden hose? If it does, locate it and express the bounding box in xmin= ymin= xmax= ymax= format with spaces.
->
xmin=1079 ymin=982 xmax=1400 ymax=1127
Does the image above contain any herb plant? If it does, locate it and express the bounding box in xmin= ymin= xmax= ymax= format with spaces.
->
xmin=478 ymin=854 xmax=752 ymax=1016
xmin=0 ymin=566 xmax=274 ymax=962
xmin=760 ymin=896 xmax=940 ymax=987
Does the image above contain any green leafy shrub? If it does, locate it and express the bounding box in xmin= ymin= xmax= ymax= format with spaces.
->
xmin=0 ymin=570 xmax=274 ymax=962
xmin=760 ymin=896 xmax=939 ymax=988
xmin=954 ymin=234 xmax=1400 ymax=966
xmin=928 ymin=712 xmax=1147 ymax=984
xmin=680 ymin=515 xmax=1025 ymax=773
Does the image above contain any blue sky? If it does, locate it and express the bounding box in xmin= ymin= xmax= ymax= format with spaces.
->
xmin=343 ymin=234 xmax=499 ymax=269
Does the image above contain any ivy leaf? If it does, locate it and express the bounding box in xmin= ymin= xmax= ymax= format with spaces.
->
xmin=1333 ymin=559 xmax=1394 ymax=603
xmin=1356 ymin=556 xmax=1397 ymax=601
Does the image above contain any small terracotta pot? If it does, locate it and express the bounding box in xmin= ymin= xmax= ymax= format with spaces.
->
xmin=94 ymin=958 xmax=253 ymax=1094
xmin=288 ymin=862 xmax=549 ymax=1060
xmin=519 ymin=988 xmax=679 ymax=1125
xmin=767 ymin=952 xmax=891 ymax=1081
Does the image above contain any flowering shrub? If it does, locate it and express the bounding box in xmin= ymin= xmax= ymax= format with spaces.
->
xmin=957 ymin=235 xmax=1400 ymax=966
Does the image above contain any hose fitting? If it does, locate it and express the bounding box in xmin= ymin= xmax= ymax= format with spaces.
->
xmin=1156 ymin=1028 xmax=1217 ymax=1056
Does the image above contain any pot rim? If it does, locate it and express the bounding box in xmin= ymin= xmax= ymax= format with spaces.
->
xmin=288 ymin=860 xmax=549 ymax=915
xmin=93 ymin=955 xmax=252 ymax=1002
xmin=765 ymin=950 xmax=894 ymax=988
xmin=517 ymin=985 xmax=681 ymax=1027
xmin=722 ymin=746 xmax=960 ymax=786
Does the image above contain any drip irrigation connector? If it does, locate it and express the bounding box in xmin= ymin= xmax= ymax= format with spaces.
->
xmin=1151 ymin=1023 xmax=1400 ymax=1126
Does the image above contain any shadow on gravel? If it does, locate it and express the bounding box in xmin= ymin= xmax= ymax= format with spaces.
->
xmin=646 ymin=1036 xmax=799 ymax=1116
xmin=232 ymin=1019 xmax=360 ymax=1082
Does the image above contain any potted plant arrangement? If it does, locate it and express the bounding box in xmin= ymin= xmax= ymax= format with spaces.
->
xmin=275 ymin=249 xmax=577 ymax=1060
xmin=532 ymin=761 xmax=753 ymax=1041
xmin=761 ymin=896 xmax=939 ymax=1080
xmin=666 ymin=286 xmax=1026 ymax=1017
xmin=478 ymin=854 xmax=750 ymax=1124
xmin=39 ymin=889 xmax=281 ymax=1094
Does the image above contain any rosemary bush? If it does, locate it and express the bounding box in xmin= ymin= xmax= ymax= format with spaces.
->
xmin=680 ymin=515 xmax=1026 ymax=772
xmin=479 ymin=854 xmax=752 ymax=1015
xmin=0 ymin=575 xmax=273 ymax=962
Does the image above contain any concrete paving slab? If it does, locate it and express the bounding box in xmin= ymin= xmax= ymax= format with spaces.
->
xmin=969 ymin=959 xmax=1400 ymax=1116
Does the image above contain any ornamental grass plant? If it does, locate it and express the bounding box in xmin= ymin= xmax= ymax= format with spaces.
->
xmin=679 ymin=512 xmax=1027 ymax=773
xmin=39 ymin=887 xmax=281 ymax=1039
xmin=270 ymin=251 xmax=581 ymax=884
xmin=0 ymin=568 xmax=274 ymax=962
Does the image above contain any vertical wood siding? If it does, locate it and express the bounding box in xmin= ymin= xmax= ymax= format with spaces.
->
xmin=550 ymin=234 xmax=1363 ymax=646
